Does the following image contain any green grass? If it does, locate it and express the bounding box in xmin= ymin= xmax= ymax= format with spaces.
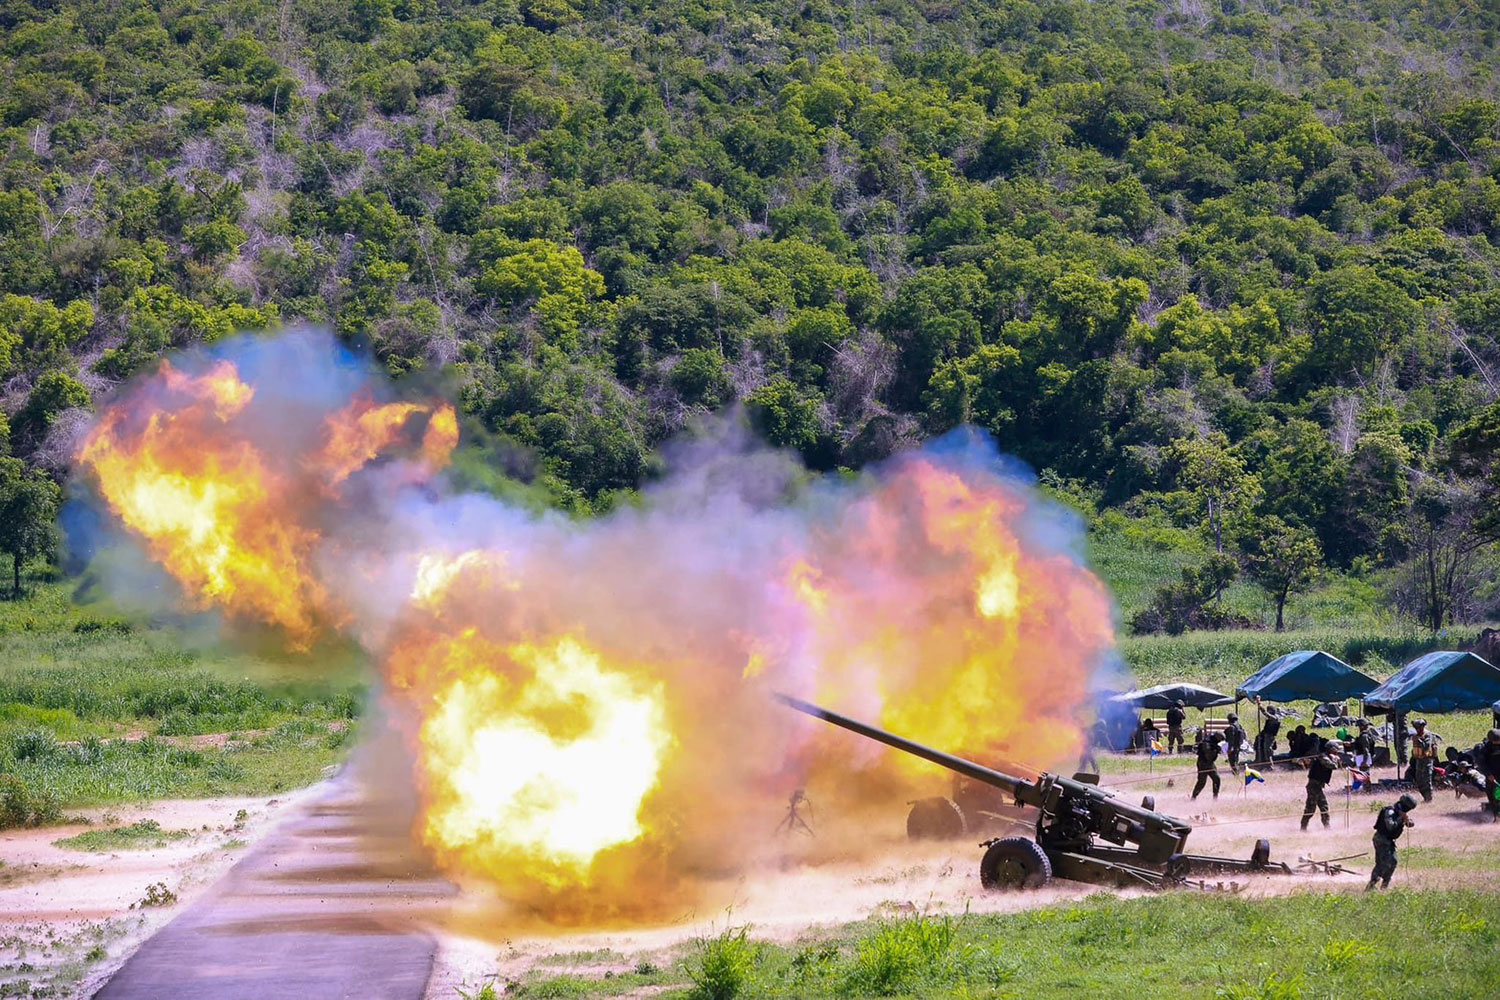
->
xmin=1088 ymin=508 xmax=1393 ymax=631
xmin=492 ymin=890 xmax=1500 ymax=999
xmin=3 ymin=721 xmax=355 ymax=807
xmin=0 ymin=580 xmax=366 ymax=809
xmin=53 ymin=819 xmax=192 ymax=852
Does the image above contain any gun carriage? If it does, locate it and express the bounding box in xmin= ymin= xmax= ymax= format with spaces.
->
xmin=777 ymin=693 xmax=1293 ymax=890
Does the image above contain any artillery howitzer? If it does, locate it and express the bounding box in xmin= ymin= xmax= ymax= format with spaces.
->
xmin=777 ymin=694 xmax=1292 ymax=890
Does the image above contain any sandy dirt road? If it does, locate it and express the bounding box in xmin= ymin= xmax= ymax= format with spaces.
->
xmin=86 ymin=767 xmax=454 ymax=1000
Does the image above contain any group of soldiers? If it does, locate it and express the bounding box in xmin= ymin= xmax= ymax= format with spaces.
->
xmin=1167 ymin=703 xmax=1500 ymax=890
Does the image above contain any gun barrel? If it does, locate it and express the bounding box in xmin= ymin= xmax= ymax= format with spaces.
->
xmin=775 ymin=693 xmax=1030 ymax=799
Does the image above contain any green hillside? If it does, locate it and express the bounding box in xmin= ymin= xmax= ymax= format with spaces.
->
xmin=4 ymin=0 xmax=1500 ymax=634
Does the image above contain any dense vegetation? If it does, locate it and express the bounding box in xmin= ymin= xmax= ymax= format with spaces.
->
xmin=0 ymin=580 xmax=362 ymax=823
xmin=4 ymin=0 xmax=1500 ymax=631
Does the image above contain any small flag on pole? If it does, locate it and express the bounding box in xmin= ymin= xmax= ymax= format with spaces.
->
xmin=1350 ymin=769 xmax=1368 ymax=791
xmin=1150 ymin=739 xmax=1164 ymax=757
xmin=1243 ymin=767 xmax=1264 ymax=786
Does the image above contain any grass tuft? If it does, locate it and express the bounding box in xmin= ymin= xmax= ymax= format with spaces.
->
xmin=54 ymin=819 xmax=192 ymax=852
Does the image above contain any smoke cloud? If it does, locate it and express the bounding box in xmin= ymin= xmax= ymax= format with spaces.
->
xmin=70 ymin=328 xmax=1125 ymax=925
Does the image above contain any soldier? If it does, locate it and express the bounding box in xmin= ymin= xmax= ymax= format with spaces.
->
xmin=1477 ymin=728 xmax=1500 ymax=822
xmin=1367 ymin=794 xmax=1417 ymax=890
xmin=1351 ymin=719 xmax=1375 ymax=770
xmin=1223 ymin=713 xmax=1247 ymax=775
xmin=1192 ymin=728 xmax=1221 ymax=800
xmin=1409 ymin=719 xmax=1440 ymax=803
xmin=1078 ymin=719 xmax=1105 ymax=775
xmin=1301 ymin=739 xmax=1342 ymax=830
xmin=1166 ymin=699 xmax=1187 ymax=754
xmin=1254 ymin=713 xmax=1281 ymax=764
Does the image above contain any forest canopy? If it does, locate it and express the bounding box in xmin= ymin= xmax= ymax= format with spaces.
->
xmin=3 ymin=0 xmax=1500 ymax=629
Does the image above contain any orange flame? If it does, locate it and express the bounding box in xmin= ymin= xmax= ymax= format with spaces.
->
xmin=795 ymin=458 xmax=1115 ymax=774
xmin=316 ymin=398 xmax=458 ymax=487
xmin=75 ymin=361 xmax=329 ymax=642
xmin=76 ymin=358 xmax=459 ymax=647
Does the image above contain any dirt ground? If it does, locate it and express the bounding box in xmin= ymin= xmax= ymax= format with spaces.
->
xmin=422 ymin=760 xmax=1500 ymax=996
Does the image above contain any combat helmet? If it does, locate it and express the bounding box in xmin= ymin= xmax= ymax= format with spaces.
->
xmin=1397 ymin=793 xmax=1418 ymax=811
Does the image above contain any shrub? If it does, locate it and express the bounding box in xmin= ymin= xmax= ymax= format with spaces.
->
xmin=133 ymin=881 xmax=178 ymax=908
xmin=0 ymin=774 xmax=60 ymax=829
xmin=686 ymin=925 xmax=756 ymax=1000
xmin=70 ymin=735 xmax=105 ymax=766
xmin=10 ymin=727 xmax=57 ymax=761
xmin=842 ymin=915 xmax=957 ymax=996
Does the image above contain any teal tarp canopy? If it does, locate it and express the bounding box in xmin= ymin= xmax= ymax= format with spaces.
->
xmin=1363 ymin=651 xmax=1500 ymax=713
xmin=1236 ymin=650 xmax=1379 ymax=703
xmin=1108 ymin=683 xmax=1234 ymax=710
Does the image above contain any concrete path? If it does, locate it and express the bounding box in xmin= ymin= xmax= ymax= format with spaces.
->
xmin=93 ymin=769 xmax=454 ymax=1000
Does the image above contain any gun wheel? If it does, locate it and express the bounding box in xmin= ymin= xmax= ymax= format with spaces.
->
xmin=979 ymin=837 xmax=1052 ymax=890
xmin=906 ymin=797 xmax=967 ymax=840
xmin=1140 ymin=795 xmax=1156 ymax=811
xmin=1250 ymin=839 xmax=1271 ymax=868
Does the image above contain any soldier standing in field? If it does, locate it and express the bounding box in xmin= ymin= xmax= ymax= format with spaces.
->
xmin=1367 ymin=794 xmax=1417 ymax=890
xmin=1223 ymin=713 xmax=1247 ymax=775
xmin=1166 ymin=699 xmax=1187 ymax=754
xmin=1409 ymin=719 xmax=1440 ymax=802
xmin=1192 ymin=728 xmax=1221 ymax=800
xmin=1301 ymin=739 xmax=1342 ymax=830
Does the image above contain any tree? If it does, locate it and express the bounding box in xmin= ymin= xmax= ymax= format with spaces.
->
xmin=1129 ymin=554 xmax=1243 ymax=635
xmin=1453 ymin=403 xmax=1500 ymax=540
xmin=0 ymin=458 xmax=61 ymax=598
xmin=1305 ymin=267 xmax=1419 ymax=383
xmin=746 ymin=377 xmax=829 ymax=465
xmin=1395 ymin=480 xmax=1493 ymax=632
xmin=1244 ymin=515 xmax=1322 ymax=631
xmin=1162 ymin=433 xmax=1261 ymax=554
xmin=14 ymin=371 xmax=91 ymax=446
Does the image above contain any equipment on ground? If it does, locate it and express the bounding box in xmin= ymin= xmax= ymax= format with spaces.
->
xmin=1295 ymin=852 xmax=1366 ymax=877
xmin=777 ymin=693 xmax=1292 ymax=891
xmin=906 ymin=772 xmax=1036 ymax=840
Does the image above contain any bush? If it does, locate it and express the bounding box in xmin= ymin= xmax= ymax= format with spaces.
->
xmin=70 ymin=735 xmax=105 ymax=766
xmin=72 ymin=618 xmax=133 ymax=635
xmin=133 ymin=881 xmax=178 ymax=908
xmin=10 ymin=727 xmax=58 ymax=761
xmin=0 ymin=774 xmax=60 ymax=829
xmin=686 ymin=925 xmax=757 ymax=1000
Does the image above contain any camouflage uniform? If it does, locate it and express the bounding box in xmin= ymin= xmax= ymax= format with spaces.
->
xmin=1224 ymin=718 xmax=1247 ymax=775
xmin=1410 ymin=727 xmax=1439 ymax=802
xmin=1192 ymin=735 xmax=1221 ymax=800
xmin=1165 ymin=704 xmax=1187 ymax=754
xmin=1301 ymin=749 xmax=1337 ymax=829
xmin=1368 ymin=797 xmax=1415 ymax=890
